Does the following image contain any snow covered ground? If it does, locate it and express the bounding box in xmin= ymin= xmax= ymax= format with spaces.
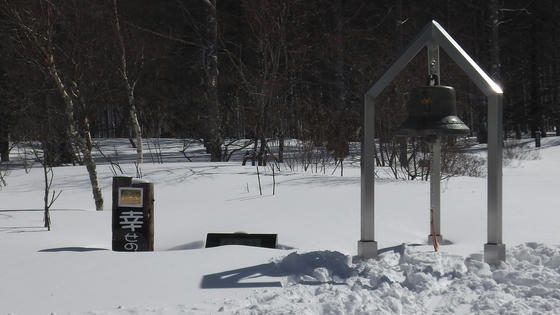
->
xmin=1 ymin=137 xmax=559 ymax=314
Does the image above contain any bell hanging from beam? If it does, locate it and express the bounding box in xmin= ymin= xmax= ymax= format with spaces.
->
xmin=395 ymin=85 xmax=470 ymax=137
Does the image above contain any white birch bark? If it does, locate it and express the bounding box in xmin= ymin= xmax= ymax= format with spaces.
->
xmin=4 ymin=0 xmax=105 ymax=211
xmin=113 ymin=0 xmax=143 ymax=166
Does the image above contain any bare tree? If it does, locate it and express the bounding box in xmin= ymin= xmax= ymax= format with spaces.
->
xmin=113 ymin=0 xmax=143 ymax=167
xmin=235 ymin=0 xmax=295 ymax=165
xmin=201 ymin=0 xmax=224 ymax=161
xmin=326 ymin=0 xmax=349 ymax=176
xmin=0 ymin=59 xmax=9 ymax=162
xmin=31 ymin=143 xmax=62 ymax=231
xmin=0 ymin=162 xmax=7 ymax=188
xmin=1 ymin=0 xmax=103 ymax=210
xmin=0 ymin=132 xmax=8 ymax=162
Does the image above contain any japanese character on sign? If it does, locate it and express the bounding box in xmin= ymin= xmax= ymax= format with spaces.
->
xmin=124 ymin=232 xmax=139 ymax=251
xmin=119 ymin=210 xmax=144 ymax=232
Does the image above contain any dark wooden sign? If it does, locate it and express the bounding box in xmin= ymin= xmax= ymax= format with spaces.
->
xmin=112 ymin=177 xmax=154 ymax=252
xmin=205 ymin=233 xmax=277 ymax=249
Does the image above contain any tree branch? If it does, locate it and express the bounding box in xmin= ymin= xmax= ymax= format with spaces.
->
xmin=122 ymin=19 xmax=204 ymax=48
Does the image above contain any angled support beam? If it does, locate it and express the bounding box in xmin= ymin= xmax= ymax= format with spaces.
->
xmin=431 ymin=21 xmax=503 ymax=95
xmin=366 ymin=22 xmax=434 ymax=98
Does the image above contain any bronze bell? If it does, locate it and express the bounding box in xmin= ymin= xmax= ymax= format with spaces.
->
xmin=395 ymin=85 xmax=470 ymax=137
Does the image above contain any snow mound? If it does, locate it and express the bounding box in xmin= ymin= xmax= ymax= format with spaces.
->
xmin=276 ymin=251 xmax=354 ymax=284
xmin=22 ymin=244 xmax=560 ymax=315
xmin=224 ymin=243 xmax=560 ymax=315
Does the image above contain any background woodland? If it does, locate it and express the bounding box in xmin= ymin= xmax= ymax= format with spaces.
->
xmin=1 ymin=0 xmax=559 ymax=168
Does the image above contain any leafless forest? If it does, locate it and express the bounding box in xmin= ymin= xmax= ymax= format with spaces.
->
xmin=1 ymin=0 xmax=559 ymax=169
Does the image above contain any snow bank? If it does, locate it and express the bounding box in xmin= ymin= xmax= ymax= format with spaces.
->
xmin=220 ymin=243 xmax=560 ymax=315
xmin=55 ymin=244 xmax=560 ymax=314
xmin=2 ymin=137 xmax=560 ymax=314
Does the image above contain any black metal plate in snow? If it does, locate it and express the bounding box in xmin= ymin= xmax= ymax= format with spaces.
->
xmin=205 ymin=233 xmax=277 ymax=249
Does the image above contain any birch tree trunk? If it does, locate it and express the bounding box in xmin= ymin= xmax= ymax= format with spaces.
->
xmin=3 ymin=0 xmax=105 ymax=211
xmin=113 ymin=0 xmax=143 ymax=166
xmin=46 ymin=56 xmax=104 ymax=210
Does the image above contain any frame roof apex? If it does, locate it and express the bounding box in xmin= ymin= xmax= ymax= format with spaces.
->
xmin=366 ymin=20 xmax=502 ymax=99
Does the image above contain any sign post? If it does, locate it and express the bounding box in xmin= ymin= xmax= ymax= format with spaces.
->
xmin=112 ymin=176 xmax=154 ymax=251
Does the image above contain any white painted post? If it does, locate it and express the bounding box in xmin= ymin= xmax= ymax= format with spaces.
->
xmin=430 ymin=138 xmax=442 ymax=243
xmin=427 ymin=42 xmax=442 ymax=244
xmin=484 ymin=93 xmax=505 ymax=264
xmin=358 ymin=94 xmax=378 ymax=258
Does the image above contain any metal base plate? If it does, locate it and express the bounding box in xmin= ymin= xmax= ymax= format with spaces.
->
xmin=484 ymin=243 xmax=506 ymax=265
xmin=358 ymin=240 xmax=378 ymax=259
xmin=428 ymin=234 xmax=443 ymax=245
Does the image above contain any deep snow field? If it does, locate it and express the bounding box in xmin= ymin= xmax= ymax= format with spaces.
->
xmin=1 ymin=137 xmax=560 ymax=314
